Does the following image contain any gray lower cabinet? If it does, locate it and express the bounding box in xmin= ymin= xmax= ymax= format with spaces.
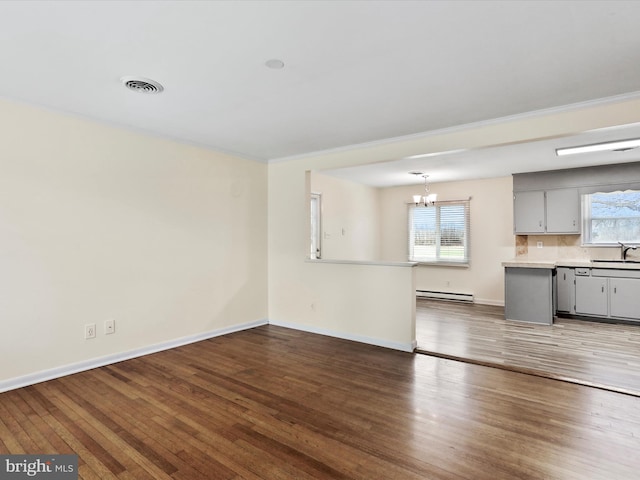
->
xmin=561 ymin=268 xmax=640 ymax=322
xmin=609 ymin=278 xmax=640 ymax=320
xmin=556 ymin=267 xmax=575 ymax=313
xmin=575 ymin=276 xmax=608 ymax=316
xmin=505 ymin=267 xmax=554 ymax=324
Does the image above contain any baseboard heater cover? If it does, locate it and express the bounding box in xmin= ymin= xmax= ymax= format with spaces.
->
xmin=416 ymin=290 xmax=474 ymax=303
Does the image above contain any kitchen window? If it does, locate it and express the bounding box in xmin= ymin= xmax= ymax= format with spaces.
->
xmin=582 ymin=190 xmax=640 ymax=244
xmin=408 ymin=199 xmax=470 ymax=264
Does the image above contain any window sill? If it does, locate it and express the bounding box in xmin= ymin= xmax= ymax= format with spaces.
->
xmin=413 ymin=261 xmax=470 ymax=268
xmin=307 ymin=258 xmax=418 ymax=267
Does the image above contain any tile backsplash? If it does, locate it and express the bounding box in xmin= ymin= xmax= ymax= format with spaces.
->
xmin=515 ymin=235 xmax=631 ymax=261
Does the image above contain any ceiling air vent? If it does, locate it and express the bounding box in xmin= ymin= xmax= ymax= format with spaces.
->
xmin=120 ymin=76 xmax=164 ymax=94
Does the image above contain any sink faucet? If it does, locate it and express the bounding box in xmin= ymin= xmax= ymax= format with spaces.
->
xmin=619 ymin=242 xmax=638 ymax=260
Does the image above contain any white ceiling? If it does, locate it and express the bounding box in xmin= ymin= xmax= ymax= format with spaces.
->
xmin=321 ymin=122 xmax=640 ymax=187
xmin=2 ymin=1 xmax=640 ymax=179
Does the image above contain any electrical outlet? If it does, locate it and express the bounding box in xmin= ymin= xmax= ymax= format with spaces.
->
xmin=104 ymin=319 xmax=115 ymax=335
xmin=537 ymin=241 xmax=544 ymax=249
xmin=85 ymin=323 xmax=96 ymax=339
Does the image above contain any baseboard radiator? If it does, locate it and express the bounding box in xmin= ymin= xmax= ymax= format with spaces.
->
xmin=416 ymin=290 xmax=474 ymax=303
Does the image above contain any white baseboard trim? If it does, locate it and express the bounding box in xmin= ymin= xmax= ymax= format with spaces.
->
xmin=2 ymin=317 xmax=419 ymax=393
xmin=0 ymin=318 xmax=268 ymax=393
xmin=268 ymin=319 xmax=416 ymax=353
xmin=474 ymin=298 xmax=505 ymax=307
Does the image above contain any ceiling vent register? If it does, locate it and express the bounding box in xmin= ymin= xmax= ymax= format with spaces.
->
xmin=120 ymin=76 xmax=164 ymax=94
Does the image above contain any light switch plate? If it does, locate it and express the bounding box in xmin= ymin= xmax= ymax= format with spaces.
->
xmin=104 ymin=319 xmax=115 ymax=335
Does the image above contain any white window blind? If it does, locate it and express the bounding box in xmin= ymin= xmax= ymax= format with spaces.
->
xmin=408 ymin=199 xmax=470 ymax=264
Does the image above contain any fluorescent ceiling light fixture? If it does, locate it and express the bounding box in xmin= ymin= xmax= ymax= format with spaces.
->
xmin=404 ymin=148 xmax=467 ymax=160
xmin=556 ymin=138 xmax=640 ymax=156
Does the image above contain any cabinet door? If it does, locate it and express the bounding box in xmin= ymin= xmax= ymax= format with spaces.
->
xmin=556 ymin=267 xmax=575 ymax=313
xmin=610 ymin=278 xmax=640 ymax=320
xmin=514 ymin=191 xmax=545 ymax=234
xmin=575 ymin=276 xmax=608 ymax=316
xmin=546 ymin=188 xmax=580 ymax=234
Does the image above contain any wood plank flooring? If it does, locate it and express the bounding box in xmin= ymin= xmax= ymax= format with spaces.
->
xmin=416 ymin=298 xmax=640 ymax=396
xmin=2 ymin=325 xmax=640 ymax=479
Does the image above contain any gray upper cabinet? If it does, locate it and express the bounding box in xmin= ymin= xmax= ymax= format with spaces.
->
xmin=513 ymin=188 xmax=580 ymax=235
xmin=513 ymin=191 xmax=545 ymax=233
xmin=545 ymin=188 xmax=580 ymax=233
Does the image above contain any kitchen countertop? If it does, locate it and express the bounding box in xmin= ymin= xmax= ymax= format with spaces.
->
xmin=501 ymin=259 xmax=556 ymax=269
xmin=502 ymin=258 xmax=640 ymax=270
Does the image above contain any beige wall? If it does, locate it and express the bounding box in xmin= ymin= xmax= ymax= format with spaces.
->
xmin=269 ymin=260 xmax=416 ymax=351
xmin=310 ymin=171 xmax=381 ymax=261
xmin=269 ymin=161 xmax=416 ymax=351
xmin=380 ymin=176 xmax=514 ymax=305
xmin=0 ymin=99 xmax=268 ymax=387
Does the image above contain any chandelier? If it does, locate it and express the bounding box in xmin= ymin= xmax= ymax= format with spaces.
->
xmin=411 ymin=172 xmax=437 ymax=206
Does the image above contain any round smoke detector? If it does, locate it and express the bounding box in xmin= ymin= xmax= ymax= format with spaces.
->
xmin=120 ymin=76 xmax=164 ymax=94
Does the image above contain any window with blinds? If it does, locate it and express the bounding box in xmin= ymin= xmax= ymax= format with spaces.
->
xmin=408 ymin=199 xmax=470 ymax=264
xmin=582 ymin=190 xmax=640 ymax=244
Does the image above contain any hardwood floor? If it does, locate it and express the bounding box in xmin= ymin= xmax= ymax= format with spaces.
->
xmin=416 ymin=298 xmax=640 ymax=396
xmin=2 ymin=325 xmax=640 ymax=479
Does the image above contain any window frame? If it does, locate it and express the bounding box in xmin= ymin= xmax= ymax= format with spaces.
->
xmin=582 ymin=190 xmax=640 ymax=246
xmin=408 ymin=199 xmax=470 ymax=266
xmin=310 ymin=192 xmax=322 ymax=259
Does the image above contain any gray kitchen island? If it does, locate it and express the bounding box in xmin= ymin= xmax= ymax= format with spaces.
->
xmin=503 ymin=260 xmax=556 ymax=325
